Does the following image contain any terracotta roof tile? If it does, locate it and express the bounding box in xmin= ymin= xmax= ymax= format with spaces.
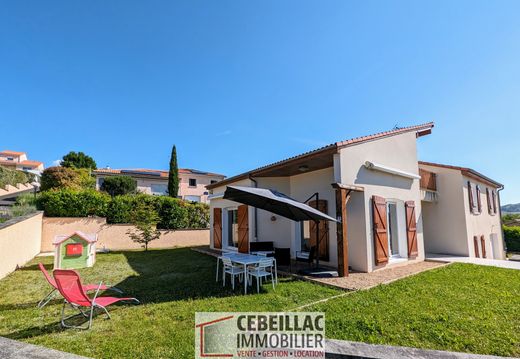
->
xmin=207 ymin=122 xmax=434 ymax=189
xmin=0 ymin=150 xmax=26 ymax=156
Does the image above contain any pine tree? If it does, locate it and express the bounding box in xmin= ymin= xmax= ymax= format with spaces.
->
xmin=168 ymin=145 xmax=179 ymax=198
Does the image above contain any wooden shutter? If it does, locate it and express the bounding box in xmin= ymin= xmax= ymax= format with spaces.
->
xmin=213 ymin=208 xmax=222 ymax=249
xmin=405 ymin=201 xmax=418 ymax=258
xmin=476 ymin=185 xmax=482 ymax=214
xmin=492 ymin=190 xmax=497 ymax=215
xmin=309 ymin=200 xmax=329 ymax=261
xmin=486 ymin=188 xmax=493 ymax=214
xmin=372 ymin=196 xmax=389 ymax=265
xmin=480 ymin=235 xmax=486 ymax=258
xmin=473 ymin=236 xmax=480 ymax=258
xmin=237 ymin=205 xmax=249 ymax=253
xmin=468 ymin=181 xmax=475 ymax=214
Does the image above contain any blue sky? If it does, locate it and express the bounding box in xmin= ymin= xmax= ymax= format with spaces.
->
xmin=1 ymin=1 xmax=519 ymax=203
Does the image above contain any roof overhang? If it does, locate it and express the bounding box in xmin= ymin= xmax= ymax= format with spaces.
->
xmin=419 ymin=161 xmax=503 ymax=188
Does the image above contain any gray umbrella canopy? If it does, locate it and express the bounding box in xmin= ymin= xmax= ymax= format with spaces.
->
xmin=223 ymin=186 xmax=337 ymax=223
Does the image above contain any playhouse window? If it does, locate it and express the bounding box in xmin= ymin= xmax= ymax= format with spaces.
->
xmin=66 ymin=243 xmax=83 ymax=257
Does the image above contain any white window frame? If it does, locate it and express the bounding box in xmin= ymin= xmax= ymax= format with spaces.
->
xmin=223 ymin=207 xmax=239 ymax=251
xmin=386 ymin=199 xmax=408 ymax=261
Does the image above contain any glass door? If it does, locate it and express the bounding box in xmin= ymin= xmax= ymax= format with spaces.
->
xmin=387 ymin=202 xmax=400 ymax=257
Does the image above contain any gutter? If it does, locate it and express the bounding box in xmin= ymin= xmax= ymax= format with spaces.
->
xmin=249 ymin=174 xmax=258 ymax=242
xmin=497 ymin=185 xmax=507 ymax=254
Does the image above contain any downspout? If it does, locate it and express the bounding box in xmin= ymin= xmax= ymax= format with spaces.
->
xmin=249 ymin=175 xmax=258 ymax=242
xmin=497 ymin=185 xmax=506 ymax=255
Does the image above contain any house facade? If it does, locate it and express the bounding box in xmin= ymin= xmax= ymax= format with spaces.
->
xmin=206 ymin=122 xmax=505 ymax=276
xmin=0 ymin=150 xmax=44 ymax=172
xmin=93 ymin=168 xmax=225 ymax=203
xmin=419 ymin=162 xmax=504 ymax=259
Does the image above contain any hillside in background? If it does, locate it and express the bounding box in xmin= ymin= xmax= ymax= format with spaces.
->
xmin=502 ymin=203 xmax=520 ymax=213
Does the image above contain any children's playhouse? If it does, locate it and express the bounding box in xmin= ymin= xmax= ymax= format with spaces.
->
xmin=53 ymin=231 xmax=98 ymax=269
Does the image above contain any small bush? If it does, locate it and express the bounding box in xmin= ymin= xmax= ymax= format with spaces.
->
xmin=37 ymin=189 xmax=110 ymax=217
xmin=156 ymin=196 xmax=189 ymax=230
xmin=40 ymin=167 xmax=95 ymax=191
xmin=504 ymin=226 xmax=520 ymax=252
xmin=186 ymin=202 xmax=210 ymax=229
xmin=0 ymin=166 xmax=33 ymax=189
xmin=101 ymin=176 xmax=137 ymax=196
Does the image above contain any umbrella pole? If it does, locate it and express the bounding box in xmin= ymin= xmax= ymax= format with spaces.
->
xmin=315 ymin=193 xmax=320 ymax=269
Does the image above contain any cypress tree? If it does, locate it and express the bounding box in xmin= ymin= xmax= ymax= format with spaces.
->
xmin=168 ymin=145 xmax=179 ymax=197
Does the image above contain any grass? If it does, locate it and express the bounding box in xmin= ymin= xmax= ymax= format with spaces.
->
xmin=0 ymin=248 xmax=339 ymax=358
xmin=0 ymin=249 xmax=519 ymax=358
xmin=306 ymin=263 xmax=520 ymax=357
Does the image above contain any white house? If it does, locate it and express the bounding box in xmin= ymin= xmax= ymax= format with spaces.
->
xmin=206 ymin=122 xmax=505 ymax=277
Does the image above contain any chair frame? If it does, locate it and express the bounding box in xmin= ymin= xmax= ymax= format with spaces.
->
xmin=248 ymin=258 xmax=276 ymax=293
xmin=221 ymin=257 xmax=245 ymax=290
xmin=54 ymin=269 xmax=139 ymax=330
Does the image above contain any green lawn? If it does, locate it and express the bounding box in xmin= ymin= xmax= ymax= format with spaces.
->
xmin=307 ymin=263 xmax=520 ymax=357
xmin=0 ymin=249 xmax=519 ymax=358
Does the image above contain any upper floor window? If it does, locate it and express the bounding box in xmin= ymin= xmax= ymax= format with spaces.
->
xmin=151 ymin=184 xmax=168 ymax=196
xmin=6 ymin=157 xmax=13 ymax=161
xmin=210 ymin=180 xmax=218 ymax=184
xmin=468 ymin=181 xmax=482 ymax=215
xmin=189 ymin=178 xmax=197 ymax=187
xmin=486 ymin=188 xmax=498 ymax=215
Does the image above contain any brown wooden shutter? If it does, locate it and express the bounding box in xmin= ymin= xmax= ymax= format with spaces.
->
xmin=237 ymin=205 xmax=249 ymax=253
xmin=468 ymin=181 xmax=474 ymax=214
xmin=372 ymin=196 xmax=389 ymax=265
xmin=492 ymin=190 xmax=497 ymax=215
xmin=476 ymin=185 xmax=482 ymax=214
xmin=213 ymin=208 xmax=222 ymax=249
xmin=486 ymin=188 xmax=493 ymax=214
xmin=480 ymin=235 xmax=486 ymax=258
xmin=473 ymin=236 xmax=480 ymax=258
xmin=405 ymin=201 xmax=418 ymax=258
xmin=309 ymin=200 xmax=329 ymax=261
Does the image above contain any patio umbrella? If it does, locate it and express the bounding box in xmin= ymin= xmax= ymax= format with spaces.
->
xmin=223 ymin=186 xmax=338 ymax=275
xmin=223 ymin=186 xmax=337 ymax=223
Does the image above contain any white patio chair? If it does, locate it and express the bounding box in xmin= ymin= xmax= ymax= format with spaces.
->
xmin=221 ymin=257 xmax=245 ymax=290
xmin=248 ymin=258 xmax=276 ymax=293
xmin=216 ymin=252 xmax=237 ymax=282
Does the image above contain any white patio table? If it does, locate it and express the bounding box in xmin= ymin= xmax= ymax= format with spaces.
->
xmin=216 ymin=253 xmax=269 ymax=294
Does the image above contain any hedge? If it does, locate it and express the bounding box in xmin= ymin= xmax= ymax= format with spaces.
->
xmin=37 ymin=189 xmax=210 ymax=229
xmin=503 ymin=226 xmax=520 ymax=252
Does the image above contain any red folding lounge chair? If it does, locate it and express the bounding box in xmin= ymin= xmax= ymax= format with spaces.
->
xmin=53 ymin=269 xmax=139 ymax=329
xmin=37 ymin=263 xmax=122 ymax=308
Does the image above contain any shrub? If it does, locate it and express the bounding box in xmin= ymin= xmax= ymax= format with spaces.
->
xmin=156 ymin=196 xmax=189 ymax=230
xmin=0 ymin=166 xmax=33 ymax=188
xmin=504 ymin=226 xmax=520 ymax=252
xmin=127 ymin=201 xmax=161 ymax=251
xmin=40 ymin=167 xmax=94 ymax=191
xmin=37 ymin=189 xmax=110 ymax=217
xmin=186 ymin=202 xmax=210 ymax=229
xmin=101 ymin=176 xmax=137 ymax=196
xmin=107 ymin=194 xmax=158 ymax=224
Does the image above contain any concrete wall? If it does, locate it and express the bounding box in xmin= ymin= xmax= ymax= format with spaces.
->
xmin=338 ymin=131 xmax=425 ymax=272
xmin=0 ymin=212 xmax=43 ymax=279
xmin=420 ymin=164 xmax=469 ymax=256
xmin=42 ymin=217 xmax=209 ymax=252
xmin=462 ymin=175 xmax=505 ymax=259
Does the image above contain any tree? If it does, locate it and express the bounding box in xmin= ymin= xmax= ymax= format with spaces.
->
xmin=40 ymin=167 xmax=95 ymax=191
xmin=101 ymin=176 xmax=137 ymax=196
xmin=126 ymin=201 xmax=161 ymax=251
xmin=61 ymin=151 xmax=97 ymax=169
xmin=168 ymin=145 xmax=179 ymax=198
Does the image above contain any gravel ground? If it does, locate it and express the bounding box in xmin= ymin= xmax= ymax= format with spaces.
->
xmin=309 ymin=260 xmax=447 ymax=290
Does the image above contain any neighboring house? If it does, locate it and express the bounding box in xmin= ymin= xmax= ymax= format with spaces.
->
xmin=206 ymin=122 xmax=506 ymax=277
xmin=418 ymin=162 xmax=504 ymax=260
xmin=93 ymin=168 xmax=225 ymax=203
xmin=0 ymin=150 xmax=44 ymax=172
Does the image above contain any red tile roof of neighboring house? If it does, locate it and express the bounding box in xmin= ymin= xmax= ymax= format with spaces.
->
xmin=19 ymin=160 xmax=43 ymax=167
xmin=0 ymin=150 xmax=26 ymax=156
xmin=418 ymin=161 xmax=503 ymax=188
xmin=207 ymin=122 xmax=434 ymax=190
xmin=93 ymin=168 xmax=225 ymax=178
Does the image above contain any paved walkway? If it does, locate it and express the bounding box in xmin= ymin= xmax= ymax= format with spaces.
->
xmin=426 ymin=253 xmax=520 ymax=270
xmin=306 ymin=261 xmax=447 ymax=291
xmin=0 ymin=336 xmax=88 ymax=359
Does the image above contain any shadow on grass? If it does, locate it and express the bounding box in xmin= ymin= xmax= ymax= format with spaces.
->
xmin=4 ymin=247 xmax=290 ymax=340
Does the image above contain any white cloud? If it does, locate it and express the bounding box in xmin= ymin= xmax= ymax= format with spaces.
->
xmin=52 ymin=159 xmax=62 ymax=166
